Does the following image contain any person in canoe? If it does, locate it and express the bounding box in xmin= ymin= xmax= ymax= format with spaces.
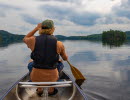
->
xmin=23 ymin=19 xmax=68 ymax=96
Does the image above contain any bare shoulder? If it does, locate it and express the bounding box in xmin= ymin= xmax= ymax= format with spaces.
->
xmin=57 ymin=41 xmax=63 ymax=46
xmin=23 ymin=36 xmax=35 ymax=43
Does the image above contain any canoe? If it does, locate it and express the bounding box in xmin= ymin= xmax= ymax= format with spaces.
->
xmin=1 ymin=71 xmax=87 ymax=100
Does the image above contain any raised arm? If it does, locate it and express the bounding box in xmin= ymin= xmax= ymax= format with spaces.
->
xmin=57 ymin=41 xmax=68 ymax=61
xmin=23 ymin=23 xmax=41 ymax=42
xmin=23 ymin=23 xmax=41 ymax=51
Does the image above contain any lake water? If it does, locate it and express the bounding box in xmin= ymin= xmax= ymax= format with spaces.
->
xmin=0 ymin=40 xmax=130 ymax=100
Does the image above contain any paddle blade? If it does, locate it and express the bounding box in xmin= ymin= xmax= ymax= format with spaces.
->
xmin=75 ymin=79 xmax=85 ymax=87
xmin=70 ymin=65 xmax=86 ymax=80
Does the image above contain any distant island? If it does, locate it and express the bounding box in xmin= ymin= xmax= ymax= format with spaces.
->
xmin=0 ymin=30 xmax=130 ymax=47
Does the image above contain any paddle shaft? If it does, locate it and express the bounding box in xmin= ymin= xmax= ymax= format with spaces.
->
xmin=67 ymin=60 xmax=72 ymax=67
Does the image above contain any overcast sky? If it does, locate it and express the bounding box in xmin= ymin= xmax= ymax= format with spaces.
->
xmin=0 ymin=0 xmax=130 ymax=36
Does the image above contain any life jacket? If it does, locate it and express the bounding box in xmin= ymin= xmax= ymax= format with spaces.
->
xmin=31 ymin=34 xmax=59 ymax=69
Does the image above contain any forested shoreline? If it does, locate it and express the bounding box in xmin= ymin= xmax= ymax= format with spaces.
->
xmin=0 ymin=30 xmax=130 ymax=47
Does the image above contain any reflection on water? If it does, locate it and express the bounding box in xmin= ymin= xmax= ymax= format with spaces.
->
xmin=0 ymin=41 xmax=130 ymax=100
xmin=102 ymin=36 xmax=126 ymax=48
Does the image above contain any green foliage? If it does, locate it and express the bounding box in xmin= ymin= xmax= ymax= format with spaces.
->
xmin=0 ymin=30 xmax=105 ymax=46
xmin=85 ymin=34 xmax=102 ymax=40
xmin=0 ymin=30 xmax=129 ymax=47
xmin=55 ymin=34 xmax=102 ymax=41
xmin=102 ymin=29 xmax=126 ymax=47
xmin=125 ymin=31 xmax=130 ymax=40
xmin=0 ymin=30 xmax=25 ymax=47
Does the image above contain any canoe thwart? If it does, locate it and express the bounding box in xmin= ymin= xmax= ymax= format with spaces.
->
xmin=19 ymin=81 xmax=72 ymax=85
xmin=19 ymin=83 xmax=72 ymax=88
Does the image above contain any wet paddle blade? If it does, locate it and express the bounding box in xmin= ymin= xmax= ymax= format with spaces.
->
xmin=75 ymin=79 xmax=85 ymax=87
xmin=67 ymin=61 xmax=86 ymax=80
xmin=71 ymin=65 xmax=86 ymax=80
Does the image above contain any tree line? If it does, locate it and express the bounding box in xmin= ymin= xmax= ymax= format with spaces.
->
xmin=102 ymin=30 xmax=126 ymax=47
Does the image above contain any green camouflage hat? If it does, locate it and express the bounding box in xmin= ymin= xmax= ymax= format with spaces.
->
xmin=42 ymin=19 xmax=54 ymax=29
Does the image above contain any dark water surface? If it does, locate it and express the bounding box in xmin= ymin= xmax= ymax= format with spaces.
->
xmin=0 ymin=41 xmax=130 ymax=100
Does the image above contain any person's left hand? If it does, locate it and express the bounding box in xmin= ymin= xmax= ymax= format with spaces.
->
xmin=36 ymin=23 xmax=42 ymax=30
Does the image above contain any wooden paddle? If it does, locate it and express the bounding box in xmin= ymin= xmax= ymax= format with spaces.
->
xmin=67 ymin=60 xmax=86 ymax=81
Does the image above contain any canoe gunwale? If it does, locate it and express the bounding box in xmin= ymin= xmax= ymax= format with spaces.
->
xmin=1 ymin=73 xmax=28 ymax=100
xmin=63 ymin=71 xmax=88 ymax=100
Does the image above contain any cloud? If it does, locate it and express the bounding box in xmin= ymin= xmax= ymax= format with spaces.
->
xmin=0 ymin=3 xmax=22 ymax=18
xmin=37 ymin=0 xmax=68 ymax=1
xmin=0 ymin=3 xmax=22 ymax=10
xmin=70 ymin=12 xmax=100 ymax=26
xmin=0 ymin=0 xmax=130 ymax=36
xmin=113 ymin=0 xmax=130 ymax=19
xmin=36 ymin=0 xmax=81 ymax=4
xmin=0 ymin=12 xmax=6 ymax=17
xmin=40 ymin=5 xmax=101 ymax=26
xmin=96 ymin=16 xmax=130 ymax=25
xmin=21 ymin=14 xmax=40 ymax=25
